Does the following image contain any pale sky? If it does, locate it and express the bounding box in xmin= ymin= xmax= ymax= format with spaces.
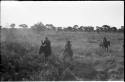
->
xmin=1 ymin=1 xmax=124 ymax=28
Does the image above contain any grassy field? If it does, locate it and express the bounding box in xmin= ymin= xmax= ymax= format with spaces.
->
xmin=0 ymin=29 xmax=124 ymax=81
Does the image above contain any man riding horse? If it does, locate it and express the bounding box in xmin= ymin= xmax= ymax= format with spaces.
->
xmin=39 ymin=37 xmax=51 ymax=64
xmin=100 ymin=37 xmax=110 ymax=51
xmin=63 ymin=40 xmax=73 ymax=63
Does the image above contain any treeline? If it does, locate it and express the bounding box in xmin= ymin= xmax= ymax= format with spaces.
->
xmin=0 ymin=22 xmax=124 ymax=33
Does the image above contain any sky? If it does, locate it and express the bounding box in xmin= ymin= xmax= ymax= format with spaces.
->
xmin=1 ymin=1 xmax=124 ymax=28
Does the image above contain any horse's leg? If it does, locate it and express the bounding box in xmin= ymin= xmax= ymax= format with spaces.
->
xmin=107 ymin=47 xmax=109 ymax=52
xmin=104 ymin=46 xmax=106 ymax=51
xmin=43 ymin=53 xmax=47 ymax=65
xmin=105 ymin=47 xmax=108 ymax=52
xmin=105 ymin=46 xmax=107 ymax=52
xmin=44 ymin=55 xmax=46 ymax=65
xmin=107 ymin=45 xmax=110 ymax=52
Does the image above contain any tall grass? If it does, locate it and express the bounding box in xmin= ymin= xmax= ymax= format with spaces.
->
xmin=0 ymin=28 xmax=124 ymax=81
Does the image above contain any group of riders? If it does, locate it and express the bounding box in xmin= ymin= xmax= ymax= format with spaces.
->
xmin=39 ymin=36 xmax=115 ymax=65
xmin=39 ymin=37 xmax=73 ymax=65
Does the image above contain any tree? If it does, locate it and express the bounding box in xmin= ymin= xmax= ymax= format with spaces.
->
xmin=110 ymin=27 xmax=117 ymax=32
xmin=78 ymin=26 xmax=84 ymax=32
xmin=73 ymin=25 xmax=79 ymax=31
xmin=19 ymin=24 xmax=28 ymax=28
xmin=102 ymin=25 xmax=111 ymax=32
xmin=83 ymin=26 xmax=87 ymax=32
xmin=57 ymin=27 xmax=63 ymax=31
xmin=96 ymin=26 xmax=104 ymax=33
xmin=83 ymin=26 xmax=94 ymax=32
xmin=67 ymin=26 xmax=73 ymax=31
xmin=88 ymin=26 xmax=94 ymax=32
xmin=31 ymin=22 xmax=46 ymax=33
xmin=96 ymin=26 xmax=100 ymax=32
xmin=45 ymin=24 xmax=56 ymax=31
xmin=121 ymin=26 xmax=124 ymax=31
xmin=10 ymin=23 xmax=16 ymax=28
xmin=118 ymin=26 xmax=124 ymax=32
xmin=63 ymin=28 xmax=67 ymax=31
xmin=63 ymin=26 xmax=72 ymax=32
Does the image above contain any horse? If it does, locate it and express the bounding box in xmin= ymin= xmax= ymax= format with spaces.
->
xmin=104 ymin=40 xmax=110 ymax=51
xmin=62 ymin=45 xmax=73 ymax=64
xmin=62 ymin=41 xmax=73 ymax=64
xmin=39 ymin=45 xmax=45 ymax=54
xmin=39 ymin=41 xmax=51 ymax=64
xmin=63 ymin=49 xmax=73 ymax=63
xmin=99 ymin=40 xmax=110 ymax=52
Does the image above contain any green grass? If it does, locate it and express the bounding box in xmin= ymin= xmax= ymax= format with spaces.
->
xmin=0 ymin=29 xmax=124 ymax=81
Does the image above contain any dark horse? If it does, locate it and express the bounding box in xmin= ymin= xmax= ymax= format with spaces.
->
xmin=100 ymin=40 xmax=110 ymax=51
xmin=39 ymin=40 xmax=51 ymax=64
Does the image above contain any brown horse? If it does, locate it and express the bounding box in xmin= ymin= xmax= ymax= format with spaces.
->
xmin=99 ymin=40 xmax=110 ymax=51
